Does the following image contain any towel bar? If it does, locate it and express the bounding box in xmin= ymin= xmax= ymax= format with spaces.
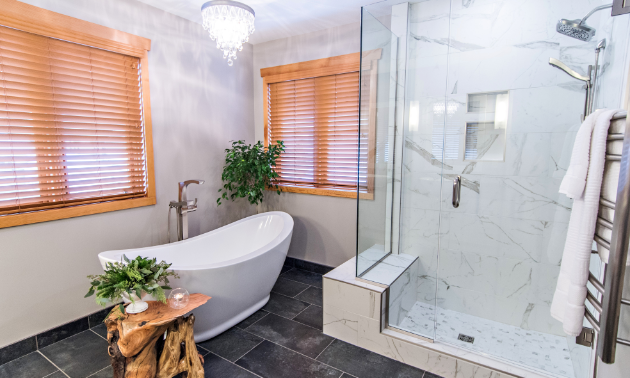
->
xmin=589 ymin=272 xmax=605 ymax=293
xmin=600 ymin=198 xmax=616 ymax=209
xmin=594 ymin=109 xmax=630 ymax=363
xmin=587 ymin=290 xmax=603 ymax=313
xmin=597 ymin=217 xmax=614 ymax=230
xmin=594 ymin=234 xmax=611 ymax=250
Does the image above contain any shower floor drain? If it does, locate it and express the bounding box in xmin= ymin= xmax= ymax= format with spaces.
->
xmin=457 ymin=333 xmax=475 ymax=344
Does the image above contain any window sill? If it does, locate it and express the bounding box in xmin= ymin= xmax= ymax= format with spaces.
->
xmin=268 ymin=186 xmax=374 ymax=200
xmin=0 ymin=196 xmax=156 ymax=229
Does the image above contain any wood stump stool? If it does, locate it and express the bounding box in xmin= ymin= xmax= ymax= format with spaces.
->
xmin=104 ymin=293 xmax=211 ymax=378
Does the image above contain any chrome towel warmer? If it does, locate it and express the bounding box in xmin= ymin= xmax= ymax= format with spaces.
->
xmin=582 ymin=110 xmax=630 ymax=369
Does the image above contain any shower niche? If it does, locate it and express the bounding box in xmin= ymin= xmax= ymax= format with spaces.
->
xmin=464 ymin=91 xmax=509 ymax=162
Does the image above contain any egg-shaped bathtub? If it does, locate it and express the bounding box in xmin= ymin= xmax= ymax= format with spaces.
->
xmin=98 ymin=211 xmax=293 ymax=342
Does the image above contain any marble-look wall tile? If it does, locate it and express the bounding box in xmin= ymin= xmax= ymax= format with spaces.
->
xmin=323 ymin=304 xmax=359 ymax=345
xmin=323 ymin=278 xmax=381 ymax=320
xmin=389 ymin=259 xmax=419 ymax=326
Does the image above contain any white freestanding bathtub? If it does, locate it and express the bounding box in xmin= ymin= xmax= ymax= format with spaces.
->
xmin=98 ymin=211 xmax=293 ymax=342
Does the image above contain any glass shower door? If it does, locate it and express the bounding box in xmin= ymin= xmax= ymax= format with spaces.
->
xmin=429 ymin=1 xmax=609 ymax=377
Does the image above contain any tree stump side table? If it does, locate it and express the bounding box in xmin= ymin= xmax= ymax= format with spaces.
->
xmin=105 ymin=293 xmax=211 ymax=378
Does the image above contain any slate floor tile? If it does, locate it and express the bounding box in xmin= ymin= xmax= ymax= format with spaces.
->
xmin=263 ymin=292 xmax=310 ymax=319
xmin=293 ymin=305 xmax=323 ymax=330
xmin=281 ymin=269 xmax=323 ymax=288
xmin=247 ymin=313 xmax=333 ymax=358
xmin=236 ymin=341 xmax=341 ymax=378
xmin=40 ymin=331 xmax=110 ymax=378
xmin=317 ymin=339 xmax=426 ymax=378
xmin=236 ymin=309 xmax=269 ymax=329
xmin=88 ymin=366 xmax=113 ymax=378
xmin=280 ymin=265 xmax=293 ymax=274
xmin=197 ymin=328 xmax=263 ymax=362
xmin=272 ymin=277 xmax=309 ymax=297
xmin=204 ymin=352 xmax=258 ymax=378
xmin=295 ymin=286 xmax=323 ymax=306
xmin=0 ymin=352 xmax=57 ymax=378
xmin=90 ymin=324 xmax=107 ymax=340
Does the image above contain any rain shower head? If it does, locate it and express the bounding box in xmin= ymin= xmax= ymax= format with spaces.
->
xmin=556 ymin=19 xmax=596 ymax=41
xmin=556 ymin=4 xmax=613 ymax=42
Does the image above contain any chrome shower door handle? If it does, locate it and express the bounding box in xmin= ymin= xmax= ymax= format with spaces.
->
xmin=452 ymin=175 xmax=461 ymax=208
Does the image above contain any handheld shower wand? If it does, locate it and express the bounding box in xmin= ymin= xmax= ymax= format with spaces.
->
xmin=556 ymin=4 xmax=613 ymax=41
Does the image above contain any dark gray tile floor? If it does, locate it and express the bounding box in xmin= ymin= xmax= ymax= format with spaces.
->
xmin=0 ymin=266 xmax=439 ymax=378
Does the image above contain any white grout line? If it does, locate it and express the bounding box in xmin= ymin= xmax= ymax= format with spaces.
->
xmin=291 ymin=304 xmax=312 ymax=320
xmin=41 ymin=371 xmax=61 ymax=378
xmin=290 ymin=285 xmax=310 ymax=298
xmin=207 ymin=351 xmax=264 ymax=378
xmin=232 ymin=339 xmax=265 ymax=362
xmin=240 ymin=311 xmax=269 ymax=330
xmin=37 ymin=351 xmax=70 ymax=378
xmin=89 ymin=328 xmax=108 ymax=342
xmin=196 ymin=343 xmax=211 ymax=356
xmin=86 ymin=365 xmax=110 ymax=377
xmin=314 ymin=338 xmax=336 ymax=360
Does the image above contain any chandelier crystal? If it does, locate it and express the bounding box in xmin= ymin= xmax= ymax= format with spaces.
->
xmin=201 ymin=0 xmax=255 ymax=66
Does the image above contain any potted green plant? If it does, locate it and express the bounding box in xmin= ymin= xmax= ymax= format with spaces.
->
xmin=85 ymin=255 xmax=179 ymax=314
xmin=217 ymin=140 xmax=285 ymax=206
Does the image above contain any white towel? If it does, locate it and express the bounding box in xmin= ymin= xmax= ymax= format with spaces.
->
xmin=551 ymin=109 xmax=621 ymax=336
xmin=558 ymin=112 xmax=599 ymax=199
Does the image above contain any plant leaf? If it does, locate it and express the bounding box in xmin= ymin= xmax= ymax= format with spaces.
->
xmin=119 ymin=304 xmax=126 ymax=315
xmin=84 ymin=288 xmax=95 ymax=298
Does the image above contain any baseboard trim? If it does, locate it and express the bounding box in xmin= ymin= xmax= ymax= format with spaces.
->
xmin=0 ymin=305 xmax=115 ymax=366
xmin=283 ymin=256 xmax=334 ymax=275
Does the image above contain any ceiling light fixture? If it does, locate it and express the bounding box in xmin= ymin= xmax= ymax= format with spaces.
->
xmin=201 ymin=0 xmax=255 ymax=66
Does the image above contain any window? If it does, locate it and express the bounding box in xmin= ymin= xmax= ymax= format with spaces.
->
xmin=0 ymin=0 xmax=154 ymax=228
xmin=261 ymin=52 xmax=379 ymax=199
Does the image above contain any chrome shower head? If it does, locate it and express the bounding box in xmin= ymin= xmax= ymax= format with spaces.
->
xmin=556 ymin=19 xmax=596 ymax=41
xmin=556 ymin=4 xmax=613 ymax=42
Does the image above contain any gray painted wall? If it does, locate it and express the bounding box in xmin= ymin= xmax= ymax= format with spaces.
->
xmin=0 ymin=0 xmax=256 ymax=348
xmin=254 ymin=23 xmax=361 ymax=267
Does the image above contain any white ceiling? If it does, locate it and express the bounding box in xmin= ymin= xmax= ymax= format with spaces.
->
xmin=136 ymin=0 xmax=373 ymax=45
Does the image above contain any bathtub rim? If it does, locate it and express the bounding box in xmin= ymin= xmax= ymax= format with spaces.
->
xmin=98 ymin=211 xmax=293 ymax=271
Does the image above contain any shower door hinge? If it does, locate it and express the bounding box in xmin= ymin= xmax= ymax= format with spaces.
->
xmin=576 ymin=327 xmax=595 ymax=348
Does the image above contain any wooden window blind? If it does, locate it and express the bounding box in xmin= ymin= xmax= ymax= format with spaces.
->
xmin=267 ymin=71 xmax=366 ymax=193
xmin=0 ymin=25 xmax=148 ymax=217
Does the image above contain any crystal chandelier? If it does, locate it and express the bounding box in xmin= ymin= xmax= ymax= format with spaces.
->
xmin=201 ymin=0 xmax=255 ymax=66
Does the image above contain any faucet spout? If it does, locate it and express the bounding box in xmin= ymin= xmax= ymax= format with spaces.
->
xmin=178 ymin=179 xmax=205 ymax=201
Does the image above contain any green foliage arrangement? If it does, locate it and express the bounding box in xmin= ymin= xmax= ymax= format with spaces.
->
xmin=85 ymin=255 xmax=179 ymax=314
xmin=217 ymin=140 xmax=285 ymax=206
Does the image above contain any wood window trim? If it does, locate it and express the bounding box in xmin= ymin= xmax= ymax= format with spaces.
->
xmin=0 ymin=0 xmax=155 ymax=229
xmin=261 ymin=50 xmax=381 ymax=200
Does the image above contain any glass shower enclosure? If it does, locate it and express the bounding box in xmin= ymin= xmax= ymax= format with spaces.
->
xmin=356 ymin=1 xmax=630 ymax=377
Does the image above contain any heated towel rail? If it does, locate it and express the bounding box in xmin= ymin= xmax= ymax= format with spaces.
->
xmin=583 ymin=110 xmax=630 ymax=369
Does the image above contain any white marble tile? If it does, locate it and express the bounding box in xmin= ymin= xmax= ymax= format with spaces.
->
xmin=397 ymin=301 xmax=576 ymax=378
xmin=389 ymin=258 xmax=419 ymax=326
xmin=323 ymin=304 xmax=359 ymax=345
xmin=324 ymin=257 xmax=386 ymax=293
xmin=408 ymin=0 xmax=451 ymax=58
xmin=323 ymin=277 xmax=382 ymax=320
xmin=357 ymin=245 xmax=389 ymax=275
xmin=443 ymin=213 xmax=547 ymax=262
xmin=362 ymin=253 xmax=417 ymax=286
